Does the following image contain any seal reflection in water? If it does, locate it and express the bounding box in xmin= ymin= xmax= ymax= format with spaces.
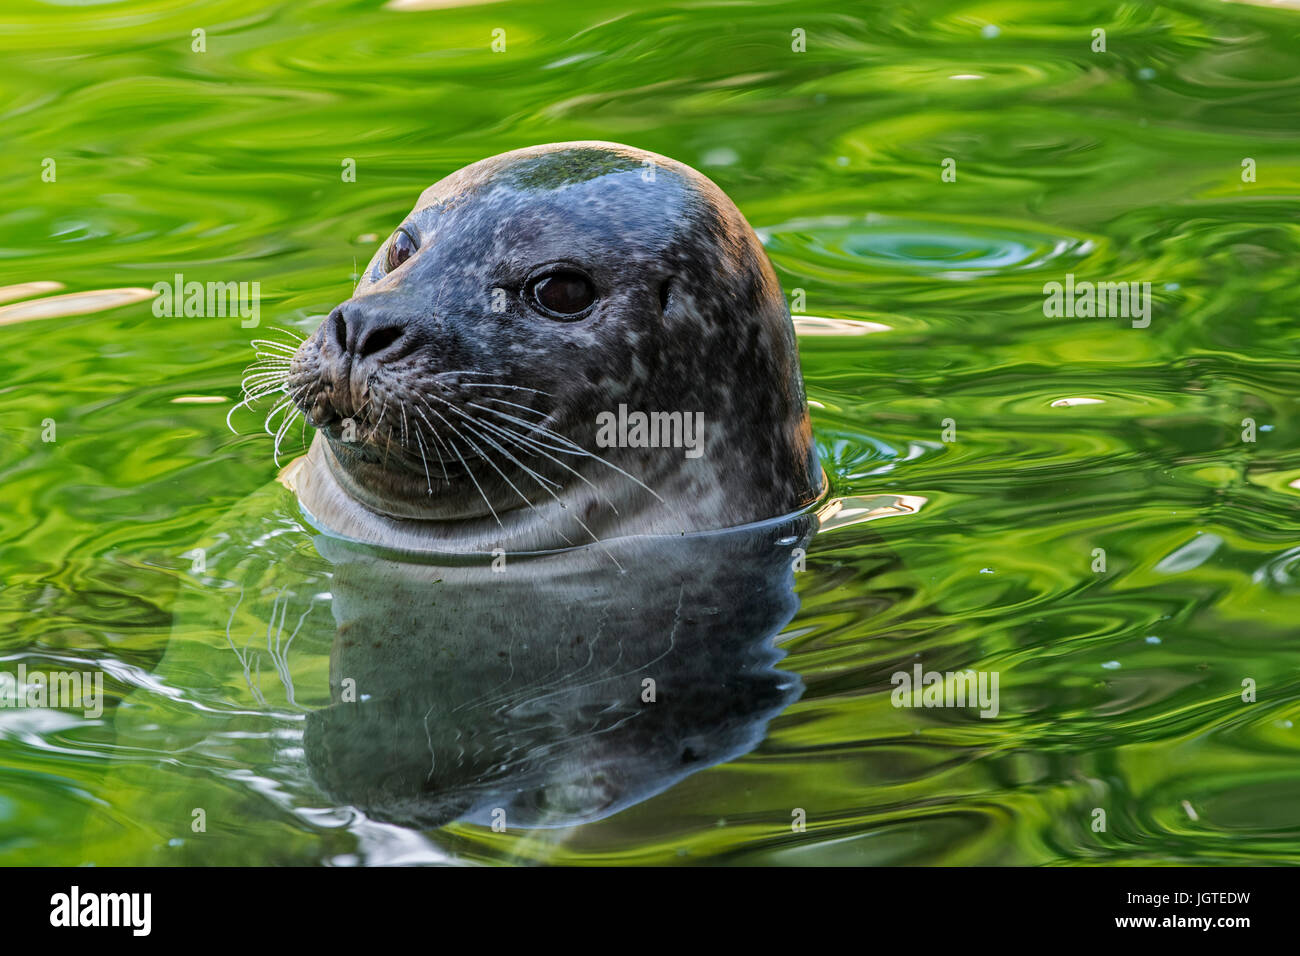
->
xmin=273 ymin=141 xmax=823 ymax=553
xmin=82 ymin=509 xmax=809 ymax=856
xmin=301 ymin=514 xmax=811 ymax=829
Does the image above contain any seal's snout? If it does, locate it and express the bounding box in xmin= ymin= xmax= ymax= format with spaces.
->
xmin=327 ymin=302 xmax=412 ymax=369
xmin=308 ymin=301 xmax=414 ymax=419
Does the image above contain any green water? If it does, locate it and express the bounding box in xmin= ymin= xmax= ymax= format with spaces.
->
xmin=2 ymin=0 xmax=1299 ymax=865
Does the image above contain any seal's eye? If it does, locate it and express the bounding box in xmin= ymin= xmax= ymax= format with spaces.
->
xmin=385 ymin=227 xmax=419 ymax=272
xmin=527 ymin=270 xmax=596 ymax=319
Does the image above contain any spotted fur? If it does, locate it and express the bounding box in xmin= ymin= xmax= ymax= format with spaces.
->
xmin=285 ymin=142 xmax=823 ymax=552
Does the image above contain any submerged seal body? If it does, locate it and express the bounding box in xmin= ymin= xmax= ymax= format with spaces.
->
xmin=285 ymin=141 xmax=821 ymax=552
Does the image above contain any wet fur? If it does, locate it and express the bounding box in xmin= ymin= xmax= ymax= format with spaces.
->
xmin=250 ymin=142 xmax=821 ymax=552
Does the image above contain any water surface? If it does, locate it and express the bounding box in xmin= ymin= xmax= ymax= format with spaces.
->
xmin=1 ymin=0 xmax=1298 ymax=865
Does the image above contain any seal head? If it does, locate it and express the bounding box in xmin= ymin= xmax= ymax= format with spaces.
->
xmin=287 ymin=141 xmax=821 ymax=551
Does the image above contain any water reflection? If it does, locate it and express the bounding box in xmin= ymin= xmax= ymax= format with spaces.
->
xmin=301 ymin=516 xmax=810 ymax=829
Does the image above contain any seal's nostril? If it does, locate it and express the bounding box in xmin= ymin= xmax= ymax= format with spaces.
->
xmin=357 ymin=325 xmax=405 ymax=359
xmin=326 ymin=303 xmax=408 ymax=364
xmin=333 ymin=309 xmax=348 ymax=352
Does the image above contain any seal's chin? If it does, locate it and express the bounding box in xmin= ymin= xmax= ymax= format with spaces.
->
xmin=314 ymin=406 xmax=483 ymax=477
xmin=317 ymin=434 xmax=497 ymax=522
xmin=292 ymin=373 xmax=475 ymax=483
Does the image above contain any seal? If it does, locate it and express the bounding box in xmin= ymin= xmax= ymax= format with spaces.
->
xmin=279 ymin=141 xmax=822 ymax=552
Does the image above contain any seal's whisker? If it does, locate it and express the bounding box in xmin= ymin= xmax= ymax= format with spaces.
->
xmin=273 ymin=402 xmax=304 ymax=465
xmin=266 ymin=387 xmax=309 ymax=460
xmin=459 ymin=417 xmax=561 ymax=492
xmin=243 ymin=363 xmax=288 ymax=378
xmin=240 ymin=384 xmax=284 ymax=404
xmin=371 ymin=396 xmax=396 ymax=467
xmin=266 ymin=403 xmax=294 ymax=443
xmin=267 ymin=383 xmax=307 ymax=431
xmin=414 ymin=394 xmax=482 ymax=465
xmin=468 ymin=415 xmax=543 ymax=458
xmin=369 ymin=396 xmax=387 ymax=435
xmin=461 ymin=415 xmax=581 ymax=492
xmin=261 ymin=344 xmax=297 ymax=357
xmin=256 ymin=326 xmax=305 ymax=343
xmin=226 ymin=396 xmax=253 ymax=433
xmin=276 ymin=411 xmax=303 ymax=463
xmin=412 ymin=428 xmax=433 ymax=495
xmin=471 ymin=395 xmax=549 ymax=419
xmin=229 ymin=385 xmax=284 ymax=427
xmin=244 ymin=367 xmax=290 ymax=383
xmin=428 ymin=397 xmax=561 ymax=490
xmin=433 ymin=411 xmax=540 ymax=521
xmin=242 ymin=377 xmax=287 ymax=396
xmin=461 ymin=403 xmax=574 ymax=445
xmin=245 ymin=358 xmax=290 ymax=375
xmin=367 ymin=398 xmax=393 ymax=464
xmin=350 ymin=393 xmax=377 ymax=425
xmin=458 ymin=419 xmax=575 ymax=546
xmin=415 ymin=399 xmax=500 ymax=526
xmin=241 ymin=373 xmax=288 ymax=394
xmin=237 ymin=331 xmax=292 ymax=415
xmin=451 ymin=420 xmax=592 ymax=549
xmin=262 ymin=394 xmax=296 ymax=434
xmin=463 ymin=402 xmax=579 ymax=446
xmin=466 ymin=403 xmax=664 ymax=503
xmin=472 ymin=416 xmax=619 ymax=515
xmin=434 ymin=370 xmax=519 ymax=380
xmin=431 ymin=416 xmax=501 ymax=528
xmin=410 ymin=406 xmax=452 ymax=481
xmin=457 ymin=382 xmax=551 ymax=396
xmin=250 ymin=340 xmax=299 ymax=355
xmin=418 ymin=399 xmax=501 ymax=476
xmin=227 ymin=352 xmax=292 ymax=435
xmin=240 ymin=389 xmax=286 ymax=413
xmin=427 ymin=397 xmax=611 ymax=551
